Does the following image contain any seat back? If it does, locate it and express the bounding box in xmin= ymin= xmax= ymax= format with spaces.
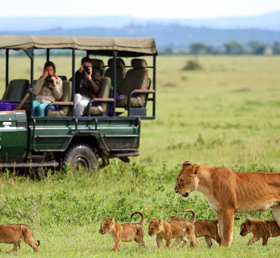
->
xmin=2 ymin=79 xmax=29 ymax=102
xmin=97 ymin=77 xmax=111 ymax=112
xmin=91 ymin=59 xmax=105 ymax=76
xmin=58 ymin=75 xmax=67 ymax=81
xmin=48 ymin=80 xmax=72 ymax=116
xmin=83 ymin=77 xmax=111 ymax=116
xmin=119 ymin=59 xmax=149 ymax=96
xmin=116 ymin=59 xmax=149 ymax=107
xmin=104 ymin=58 xmax=127 ymax=94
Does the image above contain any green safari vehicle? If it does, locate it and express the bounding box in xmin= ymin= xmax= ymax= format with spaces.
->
xmin=0 ymin=36 xmax=157 ymax=171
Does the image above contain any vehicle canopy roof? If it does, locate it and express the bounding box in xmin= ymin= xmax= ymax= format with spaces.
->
xmin=0 ymin=35 xmax=157 ymax=57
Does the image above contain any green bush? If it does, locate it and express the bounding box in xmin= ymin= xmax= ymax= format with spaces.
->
xmin=182 ymin=59 xmax=202 ymax=70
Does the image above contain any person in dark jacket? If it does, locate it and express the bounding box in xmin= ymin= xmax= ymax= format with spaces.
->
xmin=74 ymin=57 xmax=101 ymax=117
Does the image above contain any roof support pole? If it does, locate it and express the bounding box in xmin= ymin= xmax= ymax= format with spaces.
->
xmin=153 ymin=55 xmax=156 ymax=117
xmin=24 ymin=48 xmax=34 ymax=116
xmin=5 ymin=49 xmax=9 ymax=88
xmin=112 ymin=50 xmax=117 ymax=117
xmin=46 ymin=49 xmax=50 ymax=61
xmin=72 ymin=49 xmax=76 ymax=116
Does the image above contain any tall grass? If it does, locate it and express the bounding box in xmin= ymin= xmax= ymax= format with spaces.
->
xmin=0 ymin=55 xmax=280 ymax=257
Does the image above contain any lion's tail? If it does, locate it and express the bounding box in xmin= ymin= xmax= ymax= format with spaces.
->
xmin=131 ymin=211 xmax=145 ymax=226
xmin=183 ymin=209 xmax=196 ymax=224
xmin=20 ymin=225 xmax=39 ymax=246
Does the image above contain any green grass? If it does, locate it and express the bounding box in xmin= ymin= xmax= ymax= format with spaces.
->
xmin=1 ymin=55 xmax=280 ymax=257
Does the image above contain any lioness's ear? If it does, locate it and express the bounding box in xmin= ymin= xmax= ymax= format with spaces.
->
xmin=188 ymin=163 xmax=199 ymax=176
xmin=159 ymin=219 xmax=163 ymax=226
xmin=182 ymin=161 xmax=192 ymax=168
xmin=150 ymin=217 xmax=156 ymax=222
xmin=192 ymin=164 xmax=199 ymax=174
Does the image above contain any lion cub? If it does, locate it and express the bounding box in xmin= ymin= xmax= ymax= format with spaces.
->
xmin=148 ymin=209 xmax=199 ymax=248
xmin=0 ymin=224 xmax=40 ymax=253
xmin=99 ymin=211 xmax=145 ymax=251
xmin=171 ymin=213 xmax=220 ymax=248
xmin=240 ymin=219 xmax=280 ymax=246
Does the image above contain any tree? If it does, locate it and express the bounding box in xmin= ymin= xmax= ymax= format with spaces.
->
xmin=248 ymin=41 xmax=267 ymax=55
xmin=223 ymin=41 xmax=245 ymax=55
xmin=272 ymin=42 xmax=280 ymax=54
xmin=189 ymin=43 xmax=207 ymax=61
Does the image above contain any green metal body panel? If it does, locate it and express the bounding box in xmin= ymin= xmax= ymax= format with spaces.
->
xmin=29 ymin=117 xmax=140 ymax=153
xmin=0 ymin=112 xmax=28 ymax=162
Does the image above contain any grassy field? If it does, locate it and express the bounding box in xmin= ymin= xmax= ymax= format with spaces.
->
xmin=0 ymin=55 xmax=280 ymax=257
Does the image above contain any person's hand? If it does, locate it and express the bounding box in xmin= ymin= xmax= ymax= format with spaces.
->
xmin=79 ymin=66 xmax=84 ymax=73
xmin=42 ymin=71 xmax=48 ymax=80
xmin=50 ymin=76 xmax=56 ymax=86
xmin=84 ymin=67 xmax=92 ymax=80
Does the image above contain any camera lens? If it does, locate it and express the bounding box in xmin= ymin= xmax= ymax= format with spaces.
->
xmin=83 ymin=65 xmax=90 ymax=74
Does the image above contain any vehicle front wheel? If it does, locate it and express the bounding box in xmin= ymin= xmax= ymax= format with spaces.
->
xmin=64 ymin=144 xmax=99 ymax=172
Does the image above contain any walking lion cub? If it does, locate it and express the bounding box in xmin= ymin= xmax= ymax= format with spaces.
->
xmin=148 ymin=209 xmax=199 ymax=248
xmin=99 ymin=211 xmax=145 ymax=251
xmin=0 ymin=224 xmax=40 ymax=253
xmin=240 ymin=219 xmax=280 ymax=246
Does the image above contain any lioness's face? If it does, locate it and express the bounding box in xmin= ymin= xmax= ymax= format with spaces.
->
xmin=174 ymin=161 xmax=199 ymax=198
xmin=240 ymin=219 xmax=252 ymax=236
xmin=148 ymin=219 xmax=163 ymax=236
xmin=99 ymin=218 xmax=114 ymax=234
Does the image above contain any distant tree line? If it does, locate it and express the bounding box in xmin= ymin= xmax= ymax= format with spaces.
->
xmin=161 ymin=41 xmax=280 ymax=55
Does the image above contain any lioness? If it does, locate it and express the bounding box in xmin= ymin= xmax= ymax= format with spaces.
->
xmin=0 ymin=224 xmax=40 ymax=253
xmin=174 ymin=161 xmax=280 ymax=247
xmin=240 ymin=219 xmax=280 ymax=246
xmin=99 ymin=211 xmax=145 ymax=251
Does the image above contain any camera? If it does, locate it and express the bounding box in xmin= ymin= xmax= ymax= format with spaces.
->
xmin=45 ymin=75 xmax=54 ymax=83
xmin=83 ymin=65 xmax=90 ymax=74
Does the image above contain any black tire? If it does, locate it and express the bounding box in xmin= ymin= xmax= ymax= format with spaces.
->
xmin=64 ymin=144 xmax=99 ymax=172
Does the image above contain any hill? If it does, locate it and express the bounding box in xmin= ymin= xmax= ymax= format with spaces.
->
xmin=1 ymin=11 xmax=280 ymax=31
xmin=1 ymin=24 xmax=279 ymax=50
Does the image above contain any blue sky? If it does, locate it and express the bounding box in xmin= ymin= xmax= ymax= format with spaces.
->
xmin=1 ymin=0 xmax=280 ymax=19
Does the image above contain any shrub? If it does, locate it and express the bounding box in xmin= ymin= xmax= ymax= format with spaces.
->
xmin=182 ymin=60 xmax=202 ymax=70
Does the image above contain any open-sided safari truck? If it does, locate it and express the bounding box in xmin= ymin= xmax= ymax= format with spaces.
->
xmin=0 ymin=36 xmax=157 ymax=171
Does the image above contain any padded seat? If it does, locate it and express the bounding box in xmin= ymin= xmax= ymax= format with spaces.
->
xmin=83 ymin=76 xmax=114 ymax=116
xmin=1 ymin=79 xmax=29 ymax=102
xmin=91 ymin=59 xmax=105 ymax=76
xmin=46 ymin=81 xmax=73 ymax=116
xmin=104 ymin=58 xmax=127 ymax=94
xmin=116 ymin=59 xmax=150 ymax=108
xmin=0 ymin=79 xmax=29 ymax=111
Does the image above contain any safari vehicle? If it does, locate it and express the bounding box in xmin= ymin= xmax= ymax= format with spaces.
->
xmin=0 ymin=36 xmax=157 ymax=171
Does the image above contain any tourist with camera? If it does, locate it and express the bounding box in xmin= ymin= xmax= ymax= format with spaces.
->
xmin=33 ymin=61 xmax=63 ymax=116
xmin=74 ymin=57 xmax=101 ymax=117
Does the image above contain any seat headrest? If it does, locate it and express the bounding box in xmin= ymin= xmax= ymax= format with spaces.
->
xmin=131 ymin=59 xmax=147 ymax=69
xmin=108 ymin=58 xmax=125 ymax=68
xmin=91 ymin=59 xmax=104 ymax=69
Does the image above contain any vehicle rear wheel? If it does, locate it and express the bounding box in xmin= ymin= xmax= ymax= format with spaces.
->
xmin=64 ymin=144 xmax=99 ymax=172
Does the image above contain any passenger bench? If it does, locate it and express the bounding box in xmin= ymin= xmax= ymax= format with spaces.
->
xmin=116 ymin=59 xmax=154 ymax=117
